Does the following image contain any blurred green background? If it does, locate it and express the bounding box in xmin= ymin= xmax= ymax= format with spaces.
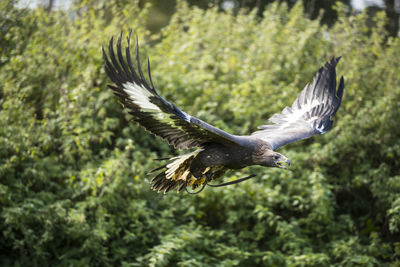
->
xmin=1 ymin=0 xmax=400 ymax=266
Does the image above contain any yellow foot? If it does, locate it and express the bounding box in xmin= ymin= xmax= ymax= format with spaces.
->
xmin=187 ymin=177 xmax=197 ymax=186
xmin=197 ymin=177 xmax=206 ymax=185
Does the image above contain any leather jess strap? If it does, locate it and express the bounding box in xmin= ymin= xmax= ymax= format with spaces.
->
xmin=185 ymin=174 xmax=256 ymax=194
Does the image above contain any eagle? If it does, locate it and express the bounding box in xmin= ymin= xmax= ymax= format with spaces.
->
xmin=102 ymin=31 xmax=344 ymax=194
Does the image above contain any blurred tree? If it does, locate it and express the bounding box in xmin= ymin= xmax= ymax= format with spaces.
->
xmin=1 ymin=0 xmax=400 ymax=266
xmin=142 ymin=0 xmax=400 ymax=36
xmin=18 ymin=0 xmax=399 ymax=35
xmin=143 ymin=0 xmax=353 ymax=31
xmin=384 ymin=0 xmax=400 ymax=35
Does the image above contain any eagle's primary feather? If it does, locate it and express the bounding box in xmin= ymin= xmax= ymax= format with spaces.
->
xmin=102 ymin=31 xmax=344 ymax=194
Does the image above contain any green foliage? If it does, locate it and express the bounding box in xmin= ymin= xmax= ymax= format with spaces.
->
xmin=1 ymin=0 xmax=399 ymax=265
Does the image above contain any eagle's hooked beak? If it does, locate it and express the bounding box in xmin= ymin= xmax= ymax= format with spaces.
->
xmin=276 ymin=157 xmax=290 ymax=170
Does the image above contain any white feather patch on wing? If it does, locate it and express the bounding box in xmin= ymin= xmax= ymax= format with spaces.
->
xmin=255 ymin=99 xmax=328 ymax=148
xmin=123 ymin=82 xmax=160 ymax=113
xmin=122 ymin=81 xmax=193 ymax=127
xmin=273 ymin=99 xmax=321 ymax=130
xmin=315 ymin=123 xmax=326 ymax=134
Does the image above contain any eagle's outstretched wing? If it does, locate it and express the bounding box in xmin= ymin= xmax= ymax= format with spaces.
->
xmin=252 ymin=57 xmax=344 ymax=150
xmin=103 ymin=32 xmax=244 ymax=149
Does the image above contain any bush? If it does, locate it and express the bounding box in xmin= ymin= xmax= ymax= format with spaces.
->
xmin=1 ymin=0 xmax=399 ymax=265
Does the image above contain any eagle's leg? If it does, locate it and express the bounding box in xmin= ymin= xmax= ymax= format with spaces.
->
xmin=204 ymin=169 xmax=213 ymax=183
xmin=185 ymin=178 xmax=207 ymax=194
xmin=185 ymin=168 xmax=213 ymax=195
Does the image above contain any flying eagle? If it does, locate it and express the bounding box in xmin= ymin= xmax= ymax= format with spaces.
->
xmin=102 ymin=32 xmax=344 ymax=194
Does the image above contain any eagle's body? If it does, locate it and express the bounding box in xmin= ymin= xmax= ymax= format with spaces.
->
xmin=103 ymin=32 xmax=344 ymax=194
xmin=150 ymin=137 xmax=265 ymax=192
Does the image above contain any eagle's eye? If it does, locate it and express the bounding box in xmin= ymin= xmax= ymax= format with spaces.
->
xmin=273 ymin=155 xmax=279 ymax=160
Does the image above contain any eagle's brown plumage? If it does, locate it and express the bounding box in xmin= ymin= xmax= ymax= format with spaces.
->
xmin=103 ymin=31 xmax=344 ymax=194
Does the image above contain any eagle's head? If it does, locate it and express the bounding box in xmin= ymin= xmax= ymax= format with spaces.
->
xmin=254 ymin=149 xmax=290 ymax=169
xmin=271 ymin=152 xmax=290 ymax=169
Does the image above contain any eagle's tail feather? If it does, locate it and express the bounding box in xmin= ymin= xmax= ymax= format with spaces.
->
xmin=150 ymin=149 xmax=203 ymax=194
